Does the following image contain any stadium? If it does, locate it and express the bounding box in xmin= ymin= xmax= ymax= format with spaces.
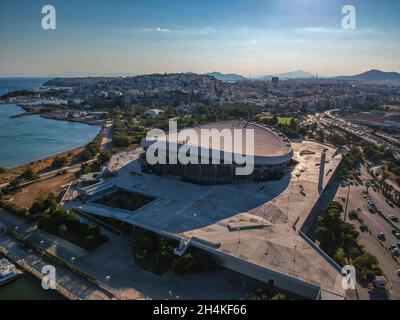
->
xmin=140 ymin=121 xmax=294 ymax=185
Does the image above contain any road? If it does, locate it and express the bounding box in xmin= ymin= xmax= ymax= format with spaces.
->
xmin=334 ymin=166 xmax=400 ymax=300
xmin=318 ymin=111 xmax=400 ymax=159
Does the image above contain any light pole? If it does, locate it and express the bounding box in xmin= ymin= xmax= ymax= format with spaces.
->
xmin=71 ymin=257 xmax=76 ymax=268
xmin=266 ymin=218 xmax=273 ymax=255
xmin=293 ymin=245 xmax=297 ymax=278
xmin=344 ymin=184 xmax=351 ymax=223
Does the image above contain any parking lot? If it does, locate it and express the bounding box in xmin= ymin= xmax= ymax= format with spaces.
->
xmin=335 ymin=165 xmax=400 ymax=299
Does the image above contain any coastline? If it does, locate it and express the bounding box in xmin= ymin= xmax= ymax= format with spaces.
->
xmin=40 ymin=114 xmax=100 ymax=126
xmin=6 ymin=103 xmax=101 ymax=126
xmin=0 ymin=104 xmax=103 ymax=171
xmin=0 ymin=146 xmax=85 ymax=185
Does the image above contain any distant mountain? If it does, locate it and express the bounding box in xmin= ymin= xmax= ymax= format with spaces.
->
xmin=334 ymin=69 xmax=400 ymax=81
xmin=205 ymin=72 xmax=247 ymax=82
xmin=258 ymin=70 xmax=315 ymax=80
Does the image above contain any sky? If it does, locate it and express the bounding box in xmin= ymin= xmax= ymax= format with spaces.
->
xmin=0 ymin=0 xmax=399 ymax=77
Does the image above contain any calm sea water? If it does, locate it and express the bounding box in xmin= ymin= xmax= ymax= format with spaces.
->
xmin=0 ymin=78 xmax=101 ymax=168
xmin=0 ymin=255 xmax=63 ymax=300
xmin=0 ymin=77 xmax=49 ymax=96
xmin=0 ymin=105 xmax=101 ymax=168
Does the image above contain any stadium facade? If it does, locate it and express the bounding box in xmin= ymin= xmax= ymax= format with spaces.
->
xmin=140 ymin=121 xmax=294 ymax=185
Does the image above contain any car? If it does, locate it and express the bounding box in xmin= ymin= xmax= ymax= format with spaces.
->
xmin=391 ymin=248 xmax=399 ymax=256
xmin=398 ymin=269 xmax=400 ymax=277
xmin=378 ymin=233 xmax=386 ymax=240
xmin=395 ymin=233 xmax=400 ymax=240
xmin=368 ymin=206 xmax=377 ymax=213
xmin=389 ymin=245 xmax=397 ymax=250
xmin=386 ymin=200 xmax=395 ymax=208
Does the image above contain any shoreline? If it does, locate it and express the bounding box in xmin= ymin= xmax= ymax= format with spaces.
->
xmin=0 ymin=104 xmax=103 ymax=171
xmin=2 ymin=145 xmax=85 ymax=171
xmin=11 ymin=104 xmax=101 ymax=126
xmin=1 ymin=102 xmax=102 ymax=126
xmin=0 ymin=146 xmax=85 ymax=186
xmin=40 ymin=114 xmax=100 ymax=126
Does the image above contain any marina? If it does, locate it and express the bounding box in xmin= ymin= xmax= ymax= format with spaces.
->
xmin=0 ymin=258 xmax=23 ymax=286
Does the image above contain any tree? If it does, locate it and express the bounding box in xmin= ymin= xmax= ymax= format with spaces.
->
xmin=112 ymin=134 xmax=131 ymax=148
xmin=79 ymin=163 xmax=91 ymax=175
xmin=98 ymin=150 xmax=112 ymax=164
xmin=21 ymin=165 xmax=39 ymax=181
xmin=271 ymin=293 xmax=286 ymax=300
xmin=58 ymin=224 xmax=68 ymax=237
xmin=0 ymin=167 xmax=6 ymax=174
xmin=51 ymin=156 xmax=68 ymax=168
xmin=353 ymin=252 xmax=382 ymax=283
xmin=78 ymin=150 xmax=92 ymax=162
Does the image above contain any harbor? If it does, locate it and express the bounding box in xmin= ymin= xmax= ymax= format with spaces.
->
xmin=0 ymin=254 xmax=62 ymax=300
xmin=0 ymin=257 xmax=23 ymax=286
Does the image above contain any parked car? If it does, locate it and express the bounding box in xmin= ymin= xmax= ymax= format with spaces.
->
xmin=378 ymin=233 xmax=386 ymax=241
xmin=373 ymin=276 xmax=388 ymax=289
xmin=391 ymin=248 xmax=399 ymax=256
xmin=386 ymin=200 xmax=395 ymax=208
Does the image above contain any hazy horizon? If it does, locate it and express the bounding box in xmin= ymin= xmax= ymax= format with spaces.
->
xmin=0 ymin=68 xmax=399 ymax=79
xmin=1 ymin=0 xmax=399 ymax=77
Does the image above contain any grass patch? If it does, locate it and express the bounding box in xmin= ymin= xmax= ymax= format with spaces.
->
xmin=260 ymin=115 xmax=293 ymax=126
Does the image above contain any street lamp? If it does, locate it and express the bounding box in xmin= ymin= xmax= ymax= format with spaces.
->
xmin=293 ymin=245 xmax=297 ymax=278
xmin=105 ymin=275 xmax=111 ymax=284
xmin=266 ymin=219 xmax=273 ymax=255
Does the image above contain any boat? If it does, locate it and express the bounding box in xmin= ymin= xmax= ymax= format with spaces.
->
xmin=0 ymin=258 xmax=23 ymax=286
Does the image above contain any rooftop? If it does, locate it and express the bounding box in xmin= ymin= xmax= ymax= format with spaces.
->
xmin=76 ymin=139 xmax=345 ymax=298
xmin=142 ymin=121 xmax=293 ymax=164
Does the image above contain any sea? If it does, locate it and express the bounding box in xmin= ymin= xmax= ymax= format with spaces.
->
xmin=0 ymin=78 xmax=101 ymax=168
xmin=0 ymin=254 xmax=63 ymax=300
xmin=0 ymin=78 xmax=94 ymax=300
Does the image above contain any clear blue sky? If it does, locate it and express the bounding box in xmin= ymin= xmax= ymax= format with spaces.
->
xmin=0 ymin=0 xmax=399 ymax=77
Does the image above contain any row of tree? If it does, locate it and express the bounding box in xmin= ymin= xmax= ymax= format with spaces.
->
xmin=315 ymin=201 xmax=383 ymax=283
